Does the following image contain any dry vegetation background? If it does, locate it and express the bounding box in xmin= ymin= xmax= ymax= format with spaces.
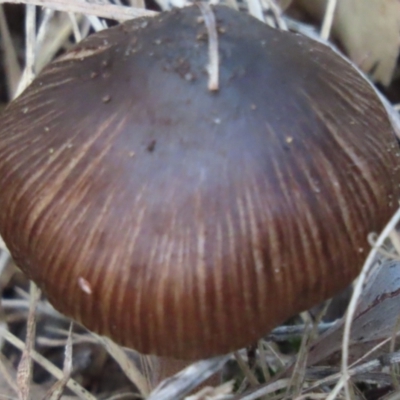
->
xmin=1 ymin=0 xmax=400 ymax=399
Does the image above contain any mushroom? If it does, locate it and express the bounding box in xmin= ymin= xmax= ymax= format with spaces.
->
xmin=0 ymin=5 xmax=399 ymax=363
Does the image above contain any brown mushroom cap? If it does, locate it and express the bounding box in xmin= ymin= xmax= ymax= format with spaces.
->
xmin=0 ymin=5 xmax=399 ymax=359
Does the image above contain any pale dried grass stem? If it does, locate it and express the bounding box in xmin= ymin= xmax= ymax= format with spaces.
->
xmin=0 ymin=327 xmax=95 ymax=399
xmin=258 ymin=341 xmax=271 ymax=382
xmin=35 ymin=13 xmax=82 ymax=72
xmin=15 ymin=4 xmax=36 ymax=98
xmin=35 ymin=8 xmax=55 ymax=52
xmin=320 ymin=0 xmax=337 ymax=40
xmin=16 ymin=282 xmax=40 ymax=400
xmin=87 ymin=14 xmax=107 ymax=31
xmin=262 ymin=0 xmax=287 ymax=30
xmin=44 ymin=323 xmax=74 ymax=400
xmin=197 ymin=2 xmax=219 ymax=91
xmin=68 ymin=12 xmax=82 ymax=42
xmin=0 ymin=0 xmax=157 ymax=20
xmin=246 ymin=0 xmax=264 ymax=22
xmin=0 ymin=353 xmax=18 ymax=395
xmin=99 ymin=336 xmax=150 ymax=396
xmin=0 ymin=5 xmax=21 ymax=98
xmin=148 ymin=355 xmax=230 ymax=400
xmin=234 ymin=351 xmax=259 ymax=387
xmin=234 ymin=378 xmax=290 ymax=400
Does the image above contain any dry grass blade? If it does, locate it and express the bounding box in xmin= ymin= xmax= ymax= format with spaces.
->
xmin=185 ymin=381 xmax=234 ymax=399
xmin=267 ymin=322 xmax=335 ymax=341
xmin=262 ymin=0 xmax=287 ymax=29
xmin=43 ymin=323 xmax=74 ymax=400
xmin=320 ymin=0 xmax=337 ymax=40
xmin=246 ymin=0 xmax=264 ymax=21
xmin=148 ymin=355 xmax=230 ymax=400
xmin=0 ymin=353 xmax=50 ymax=399
xmin=0 ymin=236 xmax=8 ymax=253
xmin=197 ymin=2 xmax=219 ymax=91
xmin=0 ymin=249 xmax=10 ymax=277
xmin=67 ymin=12 xmax=81 ymax=41
xmin=286 ymin=316 xmax=312 ymax=397
xmin=0 ymin=327 xmax=96 ymax=399
xmin=0 ymin=5 xmax=21 ymax=98
xmin=14 ymin=4 xmax=36 ymax=98
xmin=35 ymin=12 xmax=82 ymax=72
xmin=304 ymin=350 xmax=400 ymax=394
xmin=234 ymin=351 xmax=259 ymax=387
xmin=231 ymin=378 xmax=290 ymax=400
xmin=17 ymin=282 xmax=40 ymax=400
xmin=0 ymin=353 xmax=18 ymax=396
xmin=99 ymin=336 xmax=150 ymax=396
xmin=350 ymin=334 xmax=400 ymax=369
xmin=0 ymin=0 xmax=157 ymax=21
xmin=257 ymin=341 xmax=271 ymax=382
xmin=226 ymin=0 xmax=239 ymax=10
xmin=288 ymin=303 xmax=331 ymax=396
xmin=34 ymin=9 xmax=80 ymax=72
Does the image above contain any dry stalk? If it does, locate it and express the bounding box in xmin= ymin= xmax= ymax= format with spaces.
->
xmin=0 ymin=0 xmax=157 ymax=21
xmin=0 ymin=326 xmax=96 ymax=399
xmin=148 ymin=355 xmax=230 ymax=400
xmin=99 ymin=336 xmax=150 ymax=396
xmin=43 ymin=324 xmax=74 ymax=400
xmin=0 ymin=5 xmax=21 ymax=97
xmin=320 ymin=0 xmax=337 ymax=40
xmin=234 ymin=351 xmax=259 ymax=388
xmin=16 ymin=283 xmax=40 ymax=400
xmin=197 ymin=2 xmax=219 ymax=91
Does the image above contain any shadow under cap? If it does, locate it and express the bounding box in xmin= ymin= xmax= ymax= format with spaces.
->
xmin=0 ymin=5 xmax=399 ymax=359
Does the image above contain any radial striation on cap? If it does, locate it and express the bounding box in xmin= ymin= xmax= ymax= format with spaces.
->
xmin=0 ymin=5 xmax=399 ymax=359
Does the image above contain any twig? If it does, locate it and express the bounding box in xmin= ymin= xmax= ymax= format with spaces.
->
xmin=0 ymin=0 xmax=157 ymax=21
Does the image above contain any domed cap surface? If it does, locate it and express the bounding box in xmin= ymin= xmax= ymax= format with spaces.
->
xmin=0 ymin=5 xmax=399 ymax=359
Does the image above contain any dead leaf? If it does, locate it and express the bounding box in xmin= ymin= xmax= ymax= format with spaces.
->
xmin=306 ymin=259 xmax=400 ymax=366
xmin=292 ymin=0 xmax=400 ymax=85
